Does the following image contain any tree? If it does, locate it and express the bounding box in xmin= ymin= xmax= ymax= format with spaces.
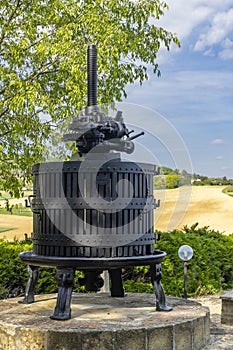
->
xmin=165 ymin=174 xmax=179 ymax=189
xmin=0 ymin=0 xmax=179 ymax=196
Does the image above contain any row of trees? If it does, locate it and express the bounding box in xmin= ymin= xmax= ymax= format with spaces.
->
xmin=154 ymin=167 xmax=192 ymax=189
xmin=193 ymin=176 xmax=233 ymax=186
xmin=0 ymin=0 xmax=179 ymax=197
xmin=154 ymin=166 xmax=233 ymax=189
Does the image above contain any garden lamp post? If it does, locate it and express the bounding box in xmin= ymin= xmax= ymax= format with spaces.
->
xmin=178 ymin=245 xmax=193 ymax=299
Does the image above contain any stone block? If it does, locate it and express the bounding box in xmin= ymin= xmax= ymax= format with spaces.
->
xmin=17 ymin=328 xmax=45 ymax=350
xmin=147 ymin=325 xmax=173 ymax=350
xmin=0 ymin=294 xmax=211 ymax=350
xmin=81 ymin=331 xmax=113 ymax=350
xmin=221 ymin=293 xmax=233 ymax=324
xmin=0 ymin=324 xmax=16 ymax=350
xmin=174 ymin=321 xmax=193 ymax=350
xmin=47 ymin=330 xmax=81 ymax=350
xmin=115 ymin=328 xmax=146 ymax=350
xmin=193 ymin=317 xmax=205 ymax=350
xmin=203 ymin=310 xmax=210 ymax=344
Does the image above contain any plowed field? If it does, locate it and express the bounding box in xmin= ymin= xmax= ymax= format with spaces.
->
xmin=0 ymin=186 xmax=232 ymax=241
xmin=155 ymin=186 xmax=233 ymax=234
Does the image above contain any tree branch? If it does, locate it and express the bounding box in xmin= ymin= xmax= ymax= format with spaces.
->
xmin=0 ymin=0 xmax=22 ymax=45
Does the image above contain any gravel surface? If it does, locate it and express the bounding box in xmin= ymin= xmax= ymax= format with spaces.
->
xmin=194 ymin=293 xmax=233 ymax=349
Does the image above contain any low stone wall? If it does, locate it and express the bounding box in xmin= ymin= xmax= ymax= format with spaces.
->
xmin=221 ymin=291 xmax=233 ymax=325
xmin=0 ymin=293 xmax=210 ymax=350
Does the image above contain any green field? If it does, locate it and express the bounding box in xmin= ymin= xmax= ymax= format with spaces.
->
xmin=0 ymin=227 xmax=15 ymax=233
xmin=0 ymin=208 xmax=32 ymax=217
xmin=222 ymin=186 xmax=233 ymax=197
xmin=0 ymin=191 xmax=33 ymax=216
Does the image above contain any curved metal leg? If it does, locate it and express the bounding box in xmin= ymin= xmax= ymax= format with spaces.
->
xmin=50 ymin=267 xmax=75 ymax=320
xmin=83 ymin=270 xmax=104 ymax=292
xmin=150 ymin=264 xmax=172 ymax=312
xmin=19 ymin=265 xmax=39 ymax=304
xmin=109 ymin=268 xmax=125 ymax=297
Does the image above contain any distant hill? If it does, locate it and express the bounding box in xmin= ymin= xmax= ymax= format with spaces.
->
xmin=155 ymin=166 xmax=233 ymax=189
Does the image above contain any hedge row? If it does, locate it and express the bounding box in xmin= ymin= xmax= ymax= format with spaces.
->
xmin=0 ymin=239 xmax=84 ymax=299
xmin=1 ymin=224 xmax=233 ymax=299
xmin=125 ymin=223 xmax=233 ymax=296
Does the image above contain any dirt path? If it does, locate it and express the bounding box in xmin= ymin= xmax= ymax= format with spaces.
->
xmin=0 ymin=194 xmax=33 ymax=241
xmin=155 ymin=186 xmax=233 ymax=234
xmin=0 ymin=186 xmax=232 ymax=241
xmin=0 ymin=214 xmax=32 ymax=241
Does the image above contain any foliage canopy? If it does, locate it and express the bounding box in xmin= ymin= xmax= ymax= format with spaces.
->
xmin=0 ymin=0 xmax=179 ymax=196
xmin=124 ymin=224 xmax=233 ymax=296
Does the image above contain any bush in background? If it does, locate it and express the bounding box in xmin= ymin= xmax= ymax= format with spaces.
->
xmin=124 ymin=224 xmax=233 ymax=296
xmin=1 ymin=224 xmax=233 ymax=299
xmin=0 ymin=239 xmax=84 ymax=299
xmin=0 ymin=239 xmax=33 ymax=298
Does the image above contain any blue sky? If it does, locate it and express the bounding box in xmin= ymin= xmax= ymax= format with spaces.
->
xmin=126 ymin=0 xmax=233 ymax=178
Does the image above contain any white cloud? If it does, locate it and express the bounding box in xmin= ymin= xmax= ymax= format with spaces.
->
xmin=210 ymin=139 xmax=224 ymax=144
xmin=160 ymin=1 xmax=233 ymax=37
xmin=159 ymin=2 xmax=213 ymax=39
xmin=222 ymin=38 xmax=233 ymax=49
xmin=216 ymin=155 xmax=223 ymax=160
xmin=157 ymin=1 xmax=233 ymax=60
xmin=194 ymin=8 xmax=233 ymax=55
xmin=218 ymin=38 xmax=233 ymax=59
xmin=219 ymin=48 xmax=233 ymax=60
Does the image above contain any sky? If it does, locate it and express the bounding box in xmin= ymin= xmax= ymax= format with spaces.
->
xmin=126 ymin=0 xmax=233 ymax=179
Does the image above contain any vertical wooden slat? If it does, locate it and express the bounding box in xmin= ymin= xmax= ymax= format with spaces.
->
xmin=134 ymin=173 xmax=138 ymax=198
xmin=129 ymin=209 xmax=134 ymax=246
xmin=117 ymin=247 xmax=122 ymax=257
xmin=72 ymin=172 xmax=77 ymax=198
xmin=98 ymin=247 xmax=104 ymax=258
xmin=72 ymin=209 xmax=77 ymax=237
xmin=85 ymin=173 xmax=91 ymax=197
xmin=117 ymin=172 xmax=123 ymax=197
xmin=78 ymin=172 xmax=85 ymax=198
xmin=98 ymin=211 xmax=104 ymax=230
xmin=50 ymin=209 xmax=55 ymax=235
xmin=77 ymin=209 xmax=84 ymax=236
xmin=117 ymin=210 xmax=122 ymax=235
xmin=128 ymin=246 xmax=133 ymax=257
xmin=111 ymin=211 xmax=116 ymax=230
xmin=91 ymin=209 xmax=97 ymax=236
xmin=86 ymin=209 xmax=91 ymax=235
xmin=85 ymin=246 xmax=90 ymax=257
xmin=123 ymin=246 xmax=128 ymax=257
xmin=111 ymin=172 xmax=117 ymax=199
xmin=105 ymin=212 xmax=110 ymax=229
xmin=66 ymin=173 xmax=72 ymax=198
xmin=72 ymin=247 xmax=76 ymax=257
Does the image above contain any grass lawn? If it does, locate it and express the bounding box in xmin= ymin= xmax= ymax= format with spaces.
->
xmin=0 ymin=227 xmax=15 ymax=233
xmin=222 ymin=186 xmax=233 ymax=197
xmin=0 ymin=194 xmax=13 ymax=201
xmin=0 ymin=208 xmax=32 ymax=217
xmin=0 ymin=190 xmax=32 ymax=201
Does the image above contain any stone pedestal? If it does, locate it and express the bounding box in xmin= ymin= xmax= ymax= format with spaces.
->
xmin=0 ymin=293 xmax=210 ymax=350
xmin=221 ymin=291 xmax=233 ymax=324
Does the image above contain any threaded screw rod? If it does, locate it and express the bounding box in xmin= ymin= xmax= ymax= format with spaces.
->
xmin=87 ymin=44 xmax=97 ymax=107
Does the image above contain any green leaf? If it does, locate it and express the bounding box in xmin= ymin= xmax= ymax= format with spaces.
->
xmin=0 ymin=0 xmax=179 ymax=195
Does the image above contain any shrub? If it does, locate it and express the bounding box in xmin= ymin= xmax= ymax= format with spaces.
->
xmin=124 ymin=224 xmax=233 ymax=297
xmin=0 ymin=239 xmax=32 ymax=298
xmin=222 ymin=186 xmax=233 ymax=197
xmin=0 ymin=239 xmax=84 ymax=299
xmin=1 ymin=224 xmax=233 ymax=299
